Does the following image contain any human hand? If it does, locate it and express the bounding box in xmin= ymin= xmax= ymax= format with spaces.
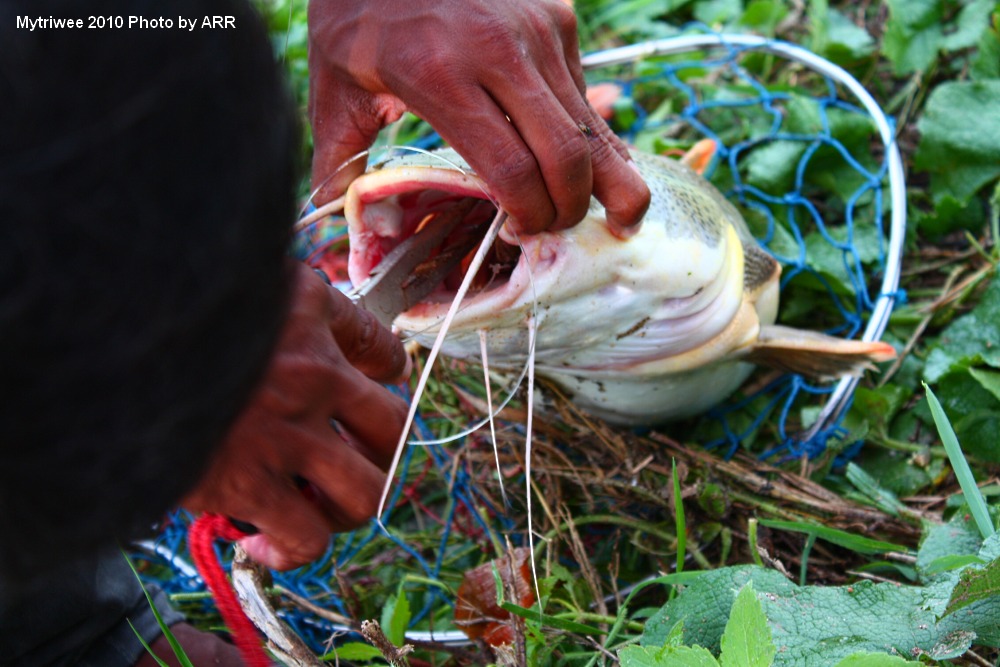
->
xmin=182 ymin=265 xmax=409 ymax=570
xmin=307 ymin=0 xmax=651 ymax=238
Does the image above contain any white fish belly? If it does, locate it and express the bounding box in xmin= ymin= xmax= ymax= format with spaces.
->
xmin=544 ymin=360 xmax=757 ymax=424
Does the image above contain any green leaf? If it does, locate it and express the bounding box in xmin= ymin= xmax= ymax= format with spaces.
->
xmin=916 ymin=510 xmax=985 ymax=581
xmin=848 ymin=384 xmax=911 ymax=434
xmin=833 ymin=653 xmax=924 ymax=666
xmin=584 ymin=0 xmax=687 ymax=41
xmin=380 ymin=589 xmax=411 ymax=647
xmin=882 ymin=0 xmax=991 ymax=73
xmin=620 ymin=644 xmax=720 ymax=667
xmin=914 ymin=367 xmax=1000 ymax=462
xmin=844 ymin=463 xmax=908 ymax=517
xmin=738 ymin=0 xmax=788 ymax=33
xmin=693 ymin=0 xmax=743 ymax=25
xmin=923 ymin=554 xmax=987 ymax=576
xmin=882 ymin=0 xmax=944 ymax=73
xmin=500 ymin=601 xmax=605 ymax=635
xmin=322 ymin=641 xmax=387 ymax=661
xmin=972 ymin=12 xmax=1000 ymax=79
xmin=744 ymin=140 xmax=805 ymax=196
xmin=913 ymin=192 xmax=985 ymax=238
xmin=915 ymin=80 xmax=1000 ymax=205
xmin=941 ymin=0 xmax=996 ymax=51
xmin=883 ymin=0 xmax=992 ymax=73
xmin=944 ymin=556 xmax=1000 ymax=616
xmin=639 ymin=564 xmax=1000 ymax=665
xmin=664 ymin=620 xmax=687 ymax=646
xmin=802 ymin=224 xmax=885 ymax=298
xmin=642 ymin=567 xmax=795 ymax=651
xmin=719 ymin=584 xmax=775 ymax=667
xmin=855 ymin=447 xmax=939 ymax=499
xmin=923 ymin=275 xmax=1000 ymax=383
xmin=673 ymin=459 xmax=686 ymax=574
xmin=762 ymin=579 xmax=978 ymax=662
xmin=969 ymin=366 xmax=1000 ymax=403
xmin=817 ymin=8 xmax=876 ymax=64
xmin=127 ymin=620 xmax=172 ymax=667
xmin=697 ymin=483 xmax=728 ymax=520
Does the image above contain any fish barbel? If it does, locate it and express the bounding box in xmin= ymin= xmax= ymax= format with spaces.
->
xmin=344 ymin=147 xmax=895 ymax=425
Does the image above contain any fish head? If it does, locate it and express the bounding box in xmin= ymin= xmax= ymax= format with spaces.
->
xmin=344 ymin=148 xmax=777 ymax=376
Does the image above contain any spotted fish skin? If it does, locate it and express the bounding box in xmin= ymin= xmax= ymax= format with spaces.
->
xmin=344 ymin=148 xmax=892 ymax=425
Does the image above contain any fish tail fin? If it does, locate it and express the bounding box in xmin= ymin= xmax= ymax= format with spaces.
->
xmin=743 ymin=325 xmax=896 ymax=380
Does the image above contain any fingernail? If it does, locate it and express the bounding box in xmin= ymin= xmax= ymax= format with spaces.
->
xmin=400 ymin=353 xmax=413 ymax=382
xmin=499 ymin=221 xmax=520 ymax=245
xmin=238 ymin=534 xmax=273 ymax=565
xmin=627 ymin=158 xmax=641 ymax=174
xmin=610 ymin=220 xmax=642 ymax=240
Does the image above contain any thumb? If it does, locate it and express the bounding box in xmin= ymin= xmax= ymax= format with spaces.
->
xmin=309 ymin=65 xmax=407 ymax=203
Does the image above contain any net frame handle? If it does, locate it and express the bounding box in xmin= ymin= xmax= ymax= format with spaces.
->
xmin=582 ymin=34 xmax=907 ymax=439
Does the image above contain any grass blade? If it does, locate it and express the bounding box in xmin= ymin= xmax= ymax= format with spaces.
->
xmin=923 ymin=382 xmax=995 ymax=539
xmin=123 ymin=551 xmax=196 ymax=667
xmin=758 ymin=519 xmax=909 ymax=555
xmin=672 ymin=459 xmax=686 ymax=575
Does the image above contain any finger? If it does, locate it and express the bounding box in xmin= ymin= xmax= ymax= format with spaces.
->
xmin=549 ymin=0 xmax=587 ymax=95
xmin=471 ymin=5 xmax=595 ymax=233
xmin=530 ymin=58 xmax=649 ymax=233
xmin=297 ymin=430 xmax=391 ymax=528
xmin=392 ymin=78 xmax=557 ymax=234
xmin=324 ymin=284 xmax=408 ymax=383
xmin=444 ymin=105 xmax=556 ymax=234
xmin=580 ymin=105 xmax=651 ymax=236
xmin=492 ymin=78 xmax=594 ymax=234
xmin=239 ymin=531 xmax=324 ymax=572
xmin=325 ymin=366 xmax=408 ymax=470
xmin=487 ymin=70 xmax=647 ymax=236
xmin=540 ymin=27 xmax=652 ymax=235
xmin=291 ymin=265 xmax=406 ymax=382
xmin=308 ymin=65 xmax=406 ymax=204
xmin=226 ymin=477 xmax=332 ymax=570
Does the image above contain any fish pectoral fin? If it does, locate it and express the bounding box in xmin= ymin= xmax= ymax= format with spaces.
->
xmin=679 ymin=138 xmax=718 ymax=176
xmin=742 ymin=325 xmax=897 ymax=381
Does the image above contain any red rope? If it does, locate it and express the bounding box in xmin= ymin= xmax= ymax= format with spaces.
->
xmin=188 ymin=513 xmax=272 ymax=667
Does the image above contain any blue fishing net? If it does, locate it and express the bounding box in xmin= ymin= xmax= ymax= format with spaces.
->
xmin=135 ymin=28 xmax=903 ymax=654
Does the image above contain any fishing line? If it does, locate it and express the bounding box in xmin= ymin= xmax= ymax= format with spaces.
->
xmin=507 ymin=223 xmax=545 ymax=615
xmin=524 ymin=313 xmax=542 ymax=615
xmin=402 ymin=230 xmax=540 ymax=450
xmin=294 ymin=194 xmax=347 ymax=232
xmin=398 ymin=349 xmax=530 ymax=446
xmin=479 ymin=328 xmax=509 ymax=508
xmin=296 ymin=140 xmax=475 ymax=231
xmin=294 ymin=149 xmax=369 ymax=232
xmin=376 ymin=208 xmax=509 ymax=530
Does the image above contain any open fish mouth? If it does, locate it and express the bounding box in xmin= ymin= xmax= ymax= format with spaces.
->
xmin=344 ymin=162 xmax=528 ymax=311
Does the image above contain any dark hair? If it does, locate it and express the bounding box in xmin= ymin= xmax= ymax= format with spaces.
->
xmin=0 ymin=0 xmax=300 ymax=580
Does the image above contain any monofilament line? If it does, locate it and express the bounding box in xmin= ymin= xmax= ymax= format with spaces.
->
xmin=376 ymin=209 xmax=509 ymax=530
xmin=479 ymin=329 xmax=509 ymax=508
xmin=294 ymin=150 xmax=368 ymax=232
xmin=524 ymin=314 xmax=542 ymax=615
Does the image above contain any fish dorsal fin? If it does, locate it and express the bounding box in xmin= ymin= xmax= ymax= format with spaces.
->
xmin=742 ymin=242 xmax=780 ymax=296
xmin=743 ymin=325 xmax=896 ymax=380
